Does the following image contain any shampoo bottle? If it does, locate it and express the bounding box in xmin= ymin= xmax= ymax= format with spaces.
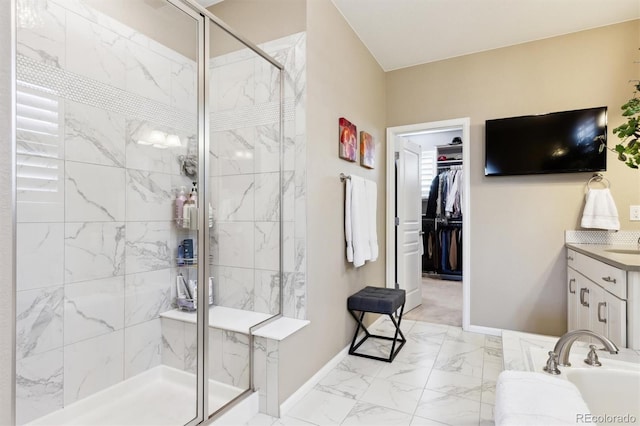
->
xmin=175 ymin=186 xmax=187 ymax=226
xmin=190 ymin=182 xmax=198 ymax=207
xmin=182 ymin=198 xmax=194 ymax=229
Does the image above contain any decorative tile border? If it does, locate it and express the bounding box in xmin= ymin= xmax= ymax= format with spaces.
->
xmin=565 ymin=230 xmax=640 ymax=245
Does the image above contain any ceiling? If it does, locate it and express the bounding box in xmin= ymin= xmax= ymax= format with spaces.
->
xmin=331 ymin=0 xmax=640 ymax=71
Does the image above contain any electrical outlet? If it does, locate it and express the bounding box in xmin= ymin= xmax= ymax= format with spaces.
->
xmin=630 ymin=205 xmax=640 ymax=221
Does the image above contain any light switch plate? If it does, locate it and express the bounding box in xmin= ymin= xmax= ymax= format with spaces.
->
xmin=630 ymin=205 xmax=640 ymax=221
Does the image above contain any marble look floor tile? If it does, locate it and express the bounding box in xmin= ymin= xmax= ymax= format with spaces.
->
xmin=314 ymin=369 xmax=372 ymax=400
xmin=393 ymin=340 xmax=441 ymax=368
xmin=376 ymin=360 xmax=433 ymax=388
xmin=425 ymin=370 xmax=483 ymax=402
xmin=484 ymin=335 xmax=502 ymax=349
xmin=335 ymin=354 xmax=386 ymax=378
xmin=483 ymin=346 xmax=503 ymax=365
xmin=368 ymin=317 xmax=415 ymax=337
xmin=414 ymin=389 xmax=481 ymax=426
xmin=287 ymin=389 xmax=356 ymax=426
xmin=479 ymin=403 xmax=495 ymax=426
xmin=480 ymin=379 xmax=496 ymax=405
xmin=434 ymin=341 xmax=484 ymax=378
xmin=342 ymin=401 xmax=413 ymax=426
xmin=359 ymin=378 xmax=423 ymax=415
xmin=445 ymin=328 xmax=486 ymax=347
xmin=482 ymin=359 xmax=503 ymax=382
xmin=407 ymin=321 xmax=449 ymax=344
xmin=245 ymin=413 xmax=315 ymax=426
xmin=410 ymin=416 xmax=449 ymax=425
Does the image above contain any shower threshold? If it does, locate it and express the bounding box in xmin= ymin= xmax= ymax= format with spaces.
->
xmin=27 ymin=365 xmax=245 ymax=426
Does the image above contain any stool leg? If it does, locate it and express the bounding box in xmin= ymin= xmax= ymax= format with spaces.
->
xmin=349 ymin=310 xmax=368 ymax=354
xmin=387 ymin=304 xmax=406 ymax=362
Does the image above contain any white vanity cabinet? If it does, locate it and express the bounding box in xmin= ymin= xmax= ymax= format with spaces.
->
xmin=567 ymin=248 xmax=634 ymax=348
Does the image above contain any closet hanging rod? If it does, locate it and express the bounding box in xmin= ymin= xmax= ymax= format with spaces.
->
xmin=340 ymin=173 xmax=351 ymax=182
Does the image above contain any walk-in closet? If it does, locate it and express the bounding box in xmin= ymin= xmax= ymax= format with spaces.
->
xmin=401 ymin=128 xmax=463 ymax=326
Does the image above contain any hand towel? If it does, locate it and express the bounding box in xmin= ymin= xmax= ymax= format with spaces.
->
xmin=495 ymin=371 xmax=591 ymax=426
xmin=350 ymin=175 xmax=371 ymax=267
xmin=345 ymin=178 xmax=354 ymax=262
xmin=365 ymin=179 xmax=378 ymax=261
xmin=581 ymin=188 xmax=620 ymax=231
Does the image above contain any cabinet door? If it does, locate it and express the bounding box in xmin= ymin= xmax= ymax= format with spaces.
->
xmin=604 ymin=290 xmax=627 ymax=347
xmin=567 ymin=268 xmax=579 ymax=331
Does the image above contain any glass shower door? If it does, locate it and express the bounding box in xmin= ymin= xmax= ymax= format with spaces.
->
xmin=206 ymin=16 xmax=284 ymax=418
xmin=14 ymin=0 xmax=204 ymax=424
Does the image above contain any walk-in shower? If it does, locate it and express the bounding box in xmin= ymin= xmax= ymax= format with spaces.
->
xmin=13 ymin=0 xmax=283 ymax=424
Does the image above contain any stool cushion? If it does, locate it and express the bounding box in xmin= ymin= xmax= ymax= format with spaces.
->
xmin=347 ymin=286 xmax=406 ymax=314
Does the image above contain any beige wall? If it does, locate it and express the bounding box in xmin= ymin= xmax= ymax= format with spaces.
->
xmin=208 ymin=0 xmax=306 ymax=46
xmin=0 ymin=2 xmax=15 ymax=424
xmin=278 ymin=0 xmax=387 ymax=402
xmin=387 ymin=20 xmax=640 ymax=336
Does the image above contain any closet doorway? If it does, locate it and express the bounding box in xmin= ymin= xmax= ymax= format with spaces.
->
xmin=385 ymin=118 xmax=471 ymax=330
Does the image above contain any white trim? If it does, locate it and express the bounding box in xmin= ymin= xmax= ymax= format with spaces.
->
xmin=279 ymin=316 xmax=387 ymax=416
xmin=279 ymin=344 xmax=351 ymax=416
xmin=467 ymin=324 xmax=503 ymax=337
xmin=386 ymin=118 xmax=472 ymax=331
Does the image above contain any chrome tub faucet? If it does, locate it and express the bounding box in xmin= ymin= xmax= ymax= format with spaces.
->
xmin=551 ymin=329 xmax=619 ymax=367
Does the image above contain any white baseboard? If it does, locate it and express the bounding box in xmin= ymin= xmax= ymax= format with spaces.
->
xmin=279 ymin=315 xmax=389 ymax=416
xmin=467 ymin=324 xmax=502 ymax=336
xmin=279 ymin=344 xmax=351 ymax=416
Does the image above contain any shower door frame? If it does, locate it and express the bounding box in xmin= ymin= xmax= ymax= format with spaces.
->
xmin=168 ymin=0 xmax=286 ymax=424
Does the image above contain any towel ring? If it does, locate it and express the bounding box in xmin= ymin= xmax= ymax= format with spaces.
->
xmin=587 ymin=173 xmax=610 ymax=190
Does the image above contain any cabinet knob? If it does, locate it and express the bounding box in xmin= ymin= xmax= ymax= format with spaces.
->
xmin=601 ymin=276 xmax=617 ymax=284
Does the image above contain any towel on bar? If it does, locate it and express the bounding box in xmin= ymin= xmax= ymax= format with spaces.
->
xmin=495 ymin=371 xmax=591 ymax=426
xmin=581 ymin=188 xmax=620 ymax=231
xmin=345 ymin=175 xmax=377 ymax=267
xmin=345 ymin=177 xmax=354 ymax=262
xmin=365 ymin=179 xmax=378 ymax=261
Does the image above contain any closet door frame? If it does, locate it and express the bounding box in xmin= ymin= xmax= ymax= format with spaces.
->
xmin=386 ymin=118 xmax=481 ymax=333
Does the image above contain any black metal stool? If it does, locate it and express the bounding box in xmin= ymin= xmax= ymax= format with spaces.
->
xmin=347 ymin=286 xmax=406 ymax=362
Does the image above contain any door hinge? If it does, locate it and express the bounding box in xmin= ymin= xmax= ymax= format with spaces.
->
xmin=394 ymin=217 xmax=400 ymax=226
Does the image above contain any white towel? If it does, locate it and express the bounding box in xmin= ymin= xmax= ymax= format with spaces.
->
xmin=350 ymin=175 xmax=371 ymax=267
xmin=345 ymin=178 xmax=354 ymax=262
xmin=581 ymin=188 xmax=620 ymax=231
xmin=495 ymin=371 xmax=591 ymax=426
xmin=365 ymin=179 xmax=378 ymax=261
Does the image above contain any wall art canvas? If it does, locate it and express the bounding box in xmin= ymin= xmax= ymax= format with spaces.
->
xmin=360 ymin=131 xmax=374 ymax=169
xmin=339 ymin=117 xmax=357 ymax=162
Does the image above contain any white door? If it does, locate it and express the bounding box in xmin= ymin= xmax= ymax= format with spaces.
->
xmin=395 ymin=137 xmax=422 ymax=312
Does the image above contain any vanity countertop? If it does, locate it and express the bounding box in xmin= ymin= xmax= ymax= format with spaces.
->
xmin=566 ymin=243 xmax=640 ymax=271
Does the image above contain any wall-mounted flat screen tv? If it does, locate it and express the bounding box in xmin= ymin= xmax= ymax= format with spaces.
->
xmin=485 ymin=106 xmax=607 ymax=176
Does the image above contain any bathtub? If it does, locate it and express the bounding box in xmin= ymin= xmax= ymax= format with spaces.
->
xmin=501 ymin=330 xmax=640 ymax=425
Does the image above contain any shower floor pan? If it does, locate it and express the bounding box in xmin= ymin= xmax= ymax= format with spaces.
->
xmin=28 ymin=365 xmax=245 ymax=426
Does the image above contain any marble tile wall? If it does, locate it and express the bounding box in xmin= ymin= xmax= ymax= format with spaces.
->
xmin=15 ymin=1 xmax=307 ymax=423
xmin=160 ymin=317 xmax=250 ymax=390
xmin=14 ymin=1 xmax=196 ymax=424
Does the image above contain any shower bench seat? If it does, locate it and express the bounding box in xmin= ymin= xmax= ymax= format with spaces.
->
xmin=160 ymin=305 xmax=274 ymax=334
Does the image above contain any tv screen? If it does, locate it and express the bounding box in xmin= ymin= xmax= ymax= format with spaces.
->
xmin=485 ymin=107 xmax=607 ymax=176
